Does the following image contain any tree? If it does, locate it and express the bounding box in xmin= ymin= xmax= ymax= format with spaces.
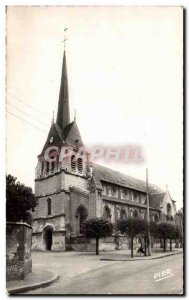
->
xmin=82 ymin=217 xmax=113 ymax=255
xmin=175 ymin=208 xmax=183 ymax=248
xmin=156 ymin=222 xmax=175 ymax=252
xmin=117 ymin=218 xmax=149 ymax=258
xmin=149 ymin=221 xmax=158 ymax=254
xmin=149 ymin=221 xmax=158 ymax=237
xmin=169 ymin=225 xmax=181 ymax=251
xmin=6 ymin=174 xmax=36 ymax=225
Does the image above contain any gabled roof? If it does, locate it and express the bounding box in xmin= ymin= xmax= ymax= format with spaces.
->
xmin=64 ymin=121 xmax=84 ymax=147
xmin=40 ymin=120 xmax=84 ymax=155
xmin=40 ymin=123 xmax=63 ymax=156
xmin=64 ymin=122 xmax=74 ymax=139
xmin=92 ymin=163 xmax=163 ymax=194
xmin=149 ymin=193 xmax=165 ymax=209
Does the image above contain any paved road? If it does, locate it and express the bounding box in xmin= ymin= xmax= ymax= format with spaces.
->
xmin=25 ymin=251 xmax=183 ymax=295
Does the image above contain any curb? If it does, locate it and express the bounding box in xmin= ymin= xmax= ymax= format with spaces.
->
xmin=7 ymin=273 xmax=59 ymax=294
xmin=100 ymin=251 xmax=183 ymax=262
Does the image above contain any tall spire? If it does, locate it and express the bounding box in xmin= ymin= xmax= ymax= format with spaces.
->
xmin=51 ymin=110 xmax=54 ymax=125
xmin=74 ymin=109 xmax=76 ymax=122
xmin=56 ymin=49 xmax=70 ymax=130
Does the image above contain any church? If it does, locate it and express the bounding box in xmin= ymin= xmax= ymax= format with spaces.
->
xmin=32 ymin=49 xmax=177 ymax=252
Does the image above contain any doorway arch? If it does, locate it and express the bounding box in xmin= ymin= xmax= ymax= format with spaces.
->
xmin=43 ymin=225 xmax=53 ymax=250
xmin=75 ymin=205 xmax=88 ymax=234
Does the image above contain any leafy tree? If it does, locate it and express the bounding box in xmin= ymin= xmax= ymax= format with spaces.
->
xmin=82 ymin=217 xmax=113 ymax=255
xmin=6 ymin=174 xmax=36 ymax=225
xmin=169 ymin=225 xmax=181 ymax=251
xmin=117 ymin=218 xmax=149 ymax=258
xmin=149 ymin=221 xmax=158 ymax=237
xmin=156 ymin=222 xmax=175 ymax=252
xmin=175 ymin=208 xmax=183 ymax=248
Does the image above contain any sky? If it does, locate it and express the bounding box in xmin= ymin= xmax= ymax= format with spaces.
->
xmin=6 ymin=6 xmax=183 ymax=209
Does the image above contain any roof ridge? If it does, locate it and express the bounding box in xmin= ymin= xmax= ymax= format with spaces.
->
xmin=92 ymin=162 xmax=159 ymax=189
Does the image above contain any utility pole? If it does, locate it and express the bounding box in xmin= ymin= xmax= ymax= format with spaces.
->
xmin=146 ymin=168 xmax=151 ymax=256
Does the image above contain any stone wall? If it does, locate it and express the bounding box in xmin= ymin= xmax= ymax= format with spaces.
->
xmin=70 ymin=235 xmax=131 ymax=252
xmin=6 ymin=222 xmax=32 ymax=281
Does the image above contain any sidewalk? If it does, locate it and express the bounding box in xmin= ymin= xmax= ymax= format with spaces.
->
xmin=100 ymin=248 xmax=183 ymax=261
xmin=7 ymin=268 xmax=59 ymax=294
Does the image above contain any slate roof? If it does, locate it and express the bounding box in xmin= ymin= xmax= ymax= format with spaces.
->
xmin=40 ymin=121 xmax=83 ymax=155
xmin=64 ymin=122 xmax=74 ymax=139
xmin=149 ymin=193 xmax=165 ymax=209
xmin=92 ymin=163 xmax=163 ymax=194
xmin=64 ymin=121 xmax=84 ymax=147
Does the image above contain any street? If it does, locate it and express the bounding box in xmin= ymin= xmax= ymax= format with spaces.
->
xmin=25 ymin=251 xmax=183 ymax=295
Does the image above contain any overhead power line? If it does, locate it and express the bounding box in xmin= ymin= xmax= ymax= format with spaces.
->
xmin=7 ymin=102 xmax=49 ymax=128
xmin=7 ymin=111 xmax=48 ymax=134
xmin=6 ymin=91 xmax=50 ymax=120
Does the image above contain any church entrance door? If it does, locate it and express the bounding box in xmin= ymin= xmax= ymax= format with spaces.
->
xmin=43 ymin=226 xmax=53 ymax=250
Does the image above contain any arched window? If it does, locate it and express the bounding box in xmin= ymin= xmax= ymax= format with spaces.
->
xmin=140 ymin=194 xmax=146 ymax=204
xmin=130 ymin=192 xmax=134 ymax=201
xmin=47 ymin=198 xmax=51 ymax=215
xmin=167 ymin=203 xmax=172 ymax=214
xmin=120 ymin=208 xmax=127 ymax=220
xmin=111 ymin=187 xmax=117 ymax=197
xmin=107 ymin=186 xmax=112 ymax=196
xmin=78 ymin=158 xmax=83 ymax=174
xmin=71 ymin=155 xmax=76 ymax=172
xmin=75 ymin=206 xmax=88 ymax=234
xmin=103 ymin=206 xmax=111 ymax=220
xmin=121 ymin=189 xmax=126 ymax=199
xmin=45 ymin=161 xmax=49 ymax=175
xmin=133 ymin=210 xmax=139 ymax=218
xmin=51 ymin=161 xmax=55 ymax=173
xmin=49 ymin=150 xmax=57 ymax=173
xmin=102 ymin=185 xmax=106 ymax=195
xmin=133 ymin=192 xmax=139 ymax=202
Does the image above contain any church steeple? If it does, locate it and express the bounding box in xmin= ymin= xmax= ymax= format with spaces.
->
xmin=56 ymin=50 xmax=70 ymax=130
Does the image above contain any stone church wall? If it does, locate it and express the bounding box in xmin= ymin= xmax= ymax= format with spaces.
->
xmin=32 ymin=214 xmax=65 ymax=251
xmin=33 ymin=191 xmax=65 ymax=219
xmin=69 ymin=189 xmax=90 ymax=236
xmin=64 ymin=172 xmax=88 ymax=191
xmin=35 ymin=173 xmax=62 ymax=197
